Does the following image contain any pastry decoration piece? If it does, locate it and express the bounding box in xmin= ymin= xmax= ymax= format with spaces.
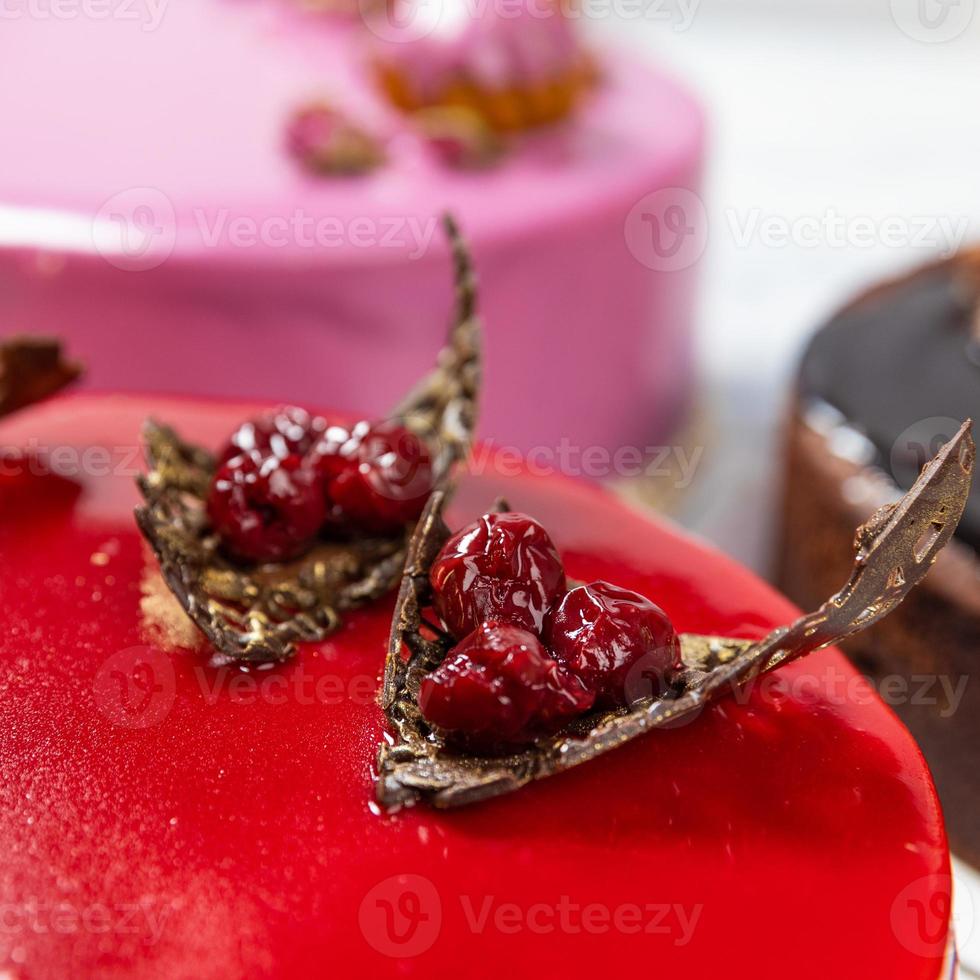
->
xmin=373 ymin=0 xmax=597 ymax=136
xmin=0 ymin=337 xmax=81 ymax=419
xmin=412 ymin=106 xmax=504 ymax=169
xmin=377 ymin=421 xmax=974 ymax=809
xmin=297 ymin=0 xmax=386 ymax=16
xmin=135 ymin=216 xmax=480 ymax=666
xmin=286 ymin=102 xmax=385 ymax=176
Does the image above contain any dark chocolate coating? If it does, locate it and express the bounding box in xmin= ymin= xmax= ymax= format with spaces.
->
xmin=799 ymin=261 xmax=980 ymax=549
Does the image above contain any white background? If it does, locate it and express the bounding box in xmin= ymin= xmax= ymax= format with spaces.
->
xmin=598 ymin=0 xmax=980 ymax=571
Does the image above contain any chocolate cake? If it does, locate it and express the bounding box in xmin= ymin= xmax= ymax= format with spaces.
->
xmin=778 ymin=250 xmax=980 ymax=865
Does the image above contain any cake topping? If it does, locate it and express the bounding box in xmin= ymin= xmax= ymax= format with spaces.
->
xmin=372 ymin=0 xmax=596 ymax=133
xmin=412 ymin=105 xmax=504 ymax=168
xmin=207 ymin=451 xmax=328 ymax=564
xmin=420 ymin=514 xmax=680 ymax=745
xmin=135 ymin=216 xmax=480 ymax=665
xmin=218 ymin=405 xmax=329 ymax=465
xmin=0 ymin=337 xmax=80 ymax=419
xmin=545 ymin=581 xmax=682 ymax=709
xmin=298 ymin=0 xmax=386 ymax=15
xmin=324 ymin=420 xmax=435 ymax=535
xmin=378 ymin=421 xmax=974 ymax=809
xmin=418 ymin=622 xmax=594 ymax=752
xmin=286 ymin=102 xmax=385 ymax=176
xmin=429 ymin=511 xmax=567 ymax=638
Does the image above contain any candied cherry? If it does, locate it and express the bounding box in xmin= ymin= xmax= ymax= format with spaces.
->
xmin=545 ymin=581 xmax=682 ymax=709
xmin=418 ymin=622 xmax=594 ymax=752
xmin=207 ymin=451 xmax=326 ymax=563
xmin=325 ymin=420 xmax=434 ymax=535
xmin=307 ymin=423 xmax=354 ymax=500
xmin=429 ymin=512 xmax=566 ymax=639
xmin=218 ymin=406 xmax=327 ymax=465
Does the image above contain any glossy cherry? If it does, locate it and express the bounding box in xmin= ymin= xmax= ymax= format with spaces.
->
xmin=207 ymin=451 xmax=326 ymax=563
xmin=307 ymin=423 xmax=353 ymax=484
xmin=325 ymin=420 xmax=434 ymax=535
xmin=545 ymin=581 xmax=682 ymax=708
xmin=429 ymin=511 xmax=566 ymax=639
xmin=418 ymin=622 xmax=594 ymax=751
xmin=218 ymin=406 xmax=327 ymax=465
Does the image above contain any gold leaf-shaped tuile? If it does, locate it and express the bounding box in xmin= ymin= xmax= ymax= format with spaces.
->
xmin=377 ymin=420 xmax=974 ymax=809
xmin=0 ymin=337 xmax=81 ymax=419
xmin=135 ymin=216 xmax=481 ymax=666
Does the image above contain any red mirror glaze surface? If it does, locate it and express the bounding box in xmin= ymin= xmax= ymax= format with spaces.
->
xmin=0 ymin=395 xmax=951 ymax=979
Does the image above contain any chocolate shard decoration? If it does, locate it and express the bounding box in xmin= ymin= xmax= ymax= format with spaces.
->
xmin=135 ymin=215 xmax=480 ymax=666
xmin=0 ymin=337 xmax=81 ymax=419
xmin=377 ymin=421 xmax=975 ymax=810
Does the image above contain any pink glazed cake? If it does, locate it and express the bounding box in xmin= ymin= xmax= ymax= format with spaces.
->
xmin=0 ymin=0 xmax=704 ymax=457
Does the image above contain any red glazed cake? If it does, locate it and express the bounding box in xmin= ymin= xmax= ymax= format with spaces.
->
xmin=0 ymin=391 xmax=958 ymax=978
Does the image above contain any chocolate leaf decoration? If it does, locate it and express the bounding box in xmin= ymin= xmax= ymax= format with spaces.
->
xmin=377 ymin=420 xmax=975 ymax=810
xmin=135 ymin=215 xmax=480 ymax=666
xmin=0 ymin=337 xmax=81 ymax=419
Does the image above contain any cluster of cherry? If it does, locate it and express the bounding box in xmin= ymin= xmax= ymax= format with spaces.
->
xmin=207 ymin=406 xmax=434 ymax=563
xmin=419 ymin=511 xmax=682 ymax=750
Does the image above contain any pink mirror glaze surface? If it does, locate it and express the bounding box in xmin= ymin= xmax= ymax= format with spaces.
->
xmin=0 ymin=394 xmax=951 ymax=978
xmin=0 ymin=1 xmax=703 ymax=457
xmin=0 ymin=5 xmax=690 ymax=240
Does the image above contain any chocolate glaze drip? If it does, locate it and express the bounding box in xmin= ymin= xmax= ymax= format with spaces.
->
xmin=799 ymin=259 xmax=980 ymax=550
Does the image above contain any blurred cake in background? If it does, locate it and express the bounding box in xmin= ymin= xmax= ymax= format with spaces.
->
xmin=0 ymin=0 xmax=704 ymax=460
xmin=777 ymin=250 xmax=980 ymax=865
